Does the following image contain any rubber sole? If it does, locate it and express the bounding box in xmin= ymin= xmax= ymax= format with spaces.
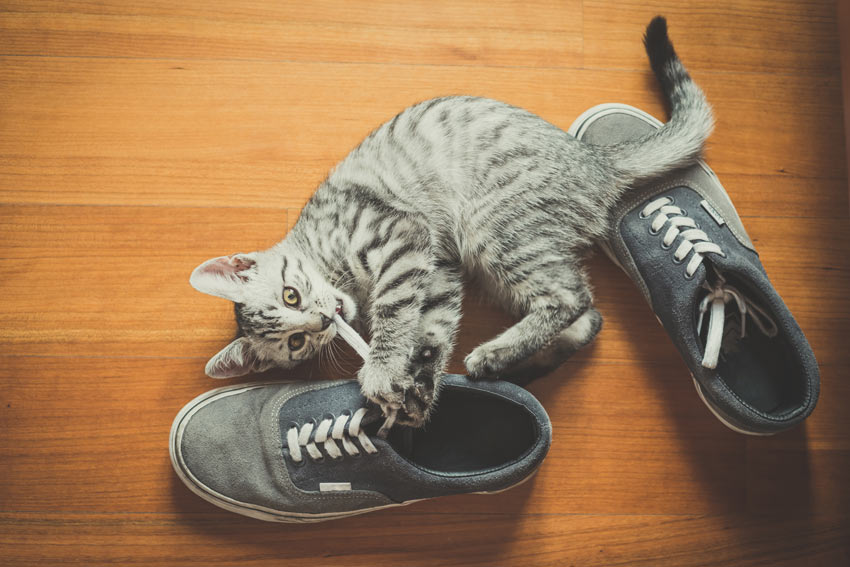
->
xmin=567 ymin=103 xmax=773 ymax=437
xmin=170 ymin=382 xmax=542 ymax=522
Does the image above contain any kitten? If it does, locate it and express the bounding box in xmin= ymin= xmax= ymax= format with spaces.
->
xmin=190 ymin=17 xmax=713 ymax=426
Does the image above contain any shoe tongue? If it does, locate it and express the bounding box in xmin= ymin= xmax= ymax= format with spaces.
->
xmin=698 ymin=297 xmax=744 ymax=356
xmin=720 ymin=313 xmax=744 ymax=354
xmin=696 ymin=267 xmax=780 ymax=369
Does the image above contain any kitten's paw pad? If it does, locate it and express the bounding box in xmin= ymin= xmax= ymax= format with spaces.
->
xmin=407 ymin=345 xmax=439 ymax=389
xmin=395 ymin=381 xmax=435 ymax=428
xmin=464 ymin=345 xmax=512 ymax=379
xmin=412 ymin=344 xmax=439 ymax=364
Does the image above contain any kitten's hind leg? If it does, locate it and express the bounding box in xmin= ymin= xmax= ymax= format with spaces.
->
xmin=499 ymin=307 xmax=602 ymax=385
xmin=464 ymin=259 xmax=594 ymax=380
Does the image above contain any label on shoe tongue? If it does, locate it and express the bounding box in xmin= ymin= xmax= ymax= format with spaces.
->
xmin=700 ymin=200 xmax=726 ymax=226
xmin=319 ymin=482 xmax=352 ymax=492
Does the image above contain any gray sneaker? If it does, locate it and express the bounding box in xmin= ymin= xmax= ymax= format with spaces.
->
xmin=568 ymin=103 xmax=819 ymax=435
xmin=170 ymin=374 xmax=551 ymax=522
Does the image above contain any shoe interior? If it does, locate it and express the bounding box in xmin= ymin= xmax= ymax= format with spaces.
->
xmin=700 ymin=273 xmax=806 ymax=416
xmin=380 ymin=388 xmax=537 ymax=473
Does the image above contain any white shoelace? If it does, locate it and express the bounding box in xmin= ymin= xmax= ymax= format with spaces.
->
xmin=333 ymin=313 xmax=398 ymax=437
xmin=286 ymin=408 xmax=378 ymax=464
xmin=641 ymin=196 xmax=725 ymax=278
xmin=333 ymin=314 xmax=370 ymax=359
xmin=641 ymin=196 xmax=778 ymax=369
xmin=696 ymin=277 xmax=778 ymax=369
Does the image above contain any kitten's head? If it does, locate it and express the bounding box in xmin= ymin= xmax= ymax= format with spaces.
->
xmin=190 ymin=247 xmax=357 ymax=378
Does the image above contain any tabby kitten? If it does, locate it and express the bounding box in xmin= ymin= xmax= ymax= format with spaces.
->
xmin=190 ymin=18 xmax=713 ymax=426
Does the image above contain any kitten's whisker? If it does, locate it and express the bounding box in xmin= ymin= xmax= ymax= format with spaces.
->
xmin=328 ymin=340 xmax=345 ymax=376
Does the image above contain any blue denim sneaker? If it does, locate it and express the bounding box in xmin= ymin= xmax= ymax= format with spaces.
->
xmin=170 ymin=374 xmax=551 ymax=522
xmin=568 ymin=103 xmax=819 ymax=435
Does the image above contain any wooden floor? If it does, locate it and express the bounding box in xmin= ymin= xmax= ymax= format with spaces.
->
xmin=1 ymin=1 xmax=848 ymax=565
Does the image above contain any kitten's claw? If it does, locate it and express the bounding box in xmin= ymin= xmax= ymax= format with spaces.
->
xmin=369 ymin=386 xmax=429 ymax=428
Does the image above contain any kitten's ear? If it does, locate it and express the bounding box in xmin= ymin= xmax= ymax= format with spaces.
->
xmin=190 ymin=254 xmax=256 ymax=302
xmin=205 ymin=338 xmax=265 ymax=379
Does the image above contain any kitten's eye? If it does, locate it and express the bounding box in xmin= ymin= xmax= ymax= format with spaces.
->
xmin=288 ymin=333 xmax=306 ymax=351
xmin=283 ymin=287 xmax=301 ymax=308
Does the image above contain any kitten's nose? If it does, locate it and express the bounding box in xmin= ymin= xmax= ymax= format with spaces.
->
xmin=319 ymin=314 xmax=332 ymax=331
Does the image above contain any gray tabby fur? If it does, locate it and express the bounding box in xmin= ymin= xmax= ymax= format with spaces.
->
xmin=190 ymin=18 xmax=713 ymax=426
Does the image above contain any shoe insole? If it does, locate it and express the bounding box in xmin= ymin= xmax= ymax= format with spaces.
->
xmin=716 ymin=323 xmax=800 ymax=415
xmin=385 ymin=388 xmax=536 ymax=474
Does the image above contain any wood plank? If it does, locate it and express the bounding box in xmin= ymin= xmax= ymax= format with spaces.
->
xmin=0 ymin=0 xmax=576 ymax=32
xmin=583 ymin=0 xmax=841 ymax=75
xmin=0 ymin=511 xmax=847 ymax=567
xmin=0 ymin=204 xmax=287 ymax=358
xmin=716 ymin=175 xmax=850 ymax=220
xmin=0 ymin=59 xmax=844 ymax=211
xmin=0 ymin=0 xmax=581 ymax=67
xmin=2 ymin=206 xmax=847 ymax=366
xmin=0 ymin=355 xmax=820 ymax=517
xmin=747 ymin=447 xmax=850 ymax=514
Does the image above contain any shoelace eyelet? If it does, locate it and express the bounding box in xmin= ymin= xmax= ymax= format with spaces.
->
xmin=661 ymin=240 xmax=673 ymax=250
xmin=290 ymin=456 xmax=307 ymax=467
xmin=649 ymin=225 xmax=661 ymax=236
xmin=684 ymin=268 xmax=697 ymax=280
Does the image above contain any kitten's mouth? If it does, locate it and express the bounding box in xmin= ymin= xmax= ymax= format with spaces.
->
xmin=335 ymin=299 xmax=345 ymax=320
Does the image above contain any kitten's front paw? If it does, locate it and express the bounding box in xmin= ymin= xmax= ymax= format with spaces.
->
xmin=358 ymin=355 xmax=436 ymax=428
xmin=359 ymin=363 xmax=407 ymax=417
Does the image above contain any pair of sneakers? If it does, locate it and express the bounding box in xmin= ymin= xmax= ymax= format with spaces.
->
xmin=170 ymin=104 xmax=819 ymax=523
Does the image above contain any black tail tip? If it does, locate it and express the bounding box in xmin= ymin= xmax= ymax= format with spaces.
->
xmin=644 ymin=16 xmax=676 ymax=69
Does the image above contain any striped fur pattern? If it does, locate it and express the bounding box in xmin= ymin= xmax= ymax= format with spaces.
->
xmin=190 ymin=17 xmax=713 ymax=426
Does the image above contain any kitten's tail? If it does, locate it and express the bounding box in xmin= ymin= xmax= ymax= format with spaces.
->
xmin=603 ymin=16 xmax=714 ymax=184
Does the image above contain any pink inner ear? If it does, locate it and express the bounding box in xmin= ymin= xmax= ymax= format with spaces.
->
xmin=228 ymin=255 xmax=255 ymax=271
xmin=205 ymin=255 xmax=255 ymax=277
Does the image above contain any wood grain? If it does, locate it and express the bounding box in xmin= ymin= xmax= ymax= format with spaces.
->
xmin=0 ymin=1 xmax=848 ymax=565
xmin=0 ymin=59 xmax=844 ymax=211
xmin=0 ymin=511 xmax=847 ymax=567
xmin=582 ymin=0 xmax=841 ymax=74
xmin=0 ymin=1 xmax=582 ymax=67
